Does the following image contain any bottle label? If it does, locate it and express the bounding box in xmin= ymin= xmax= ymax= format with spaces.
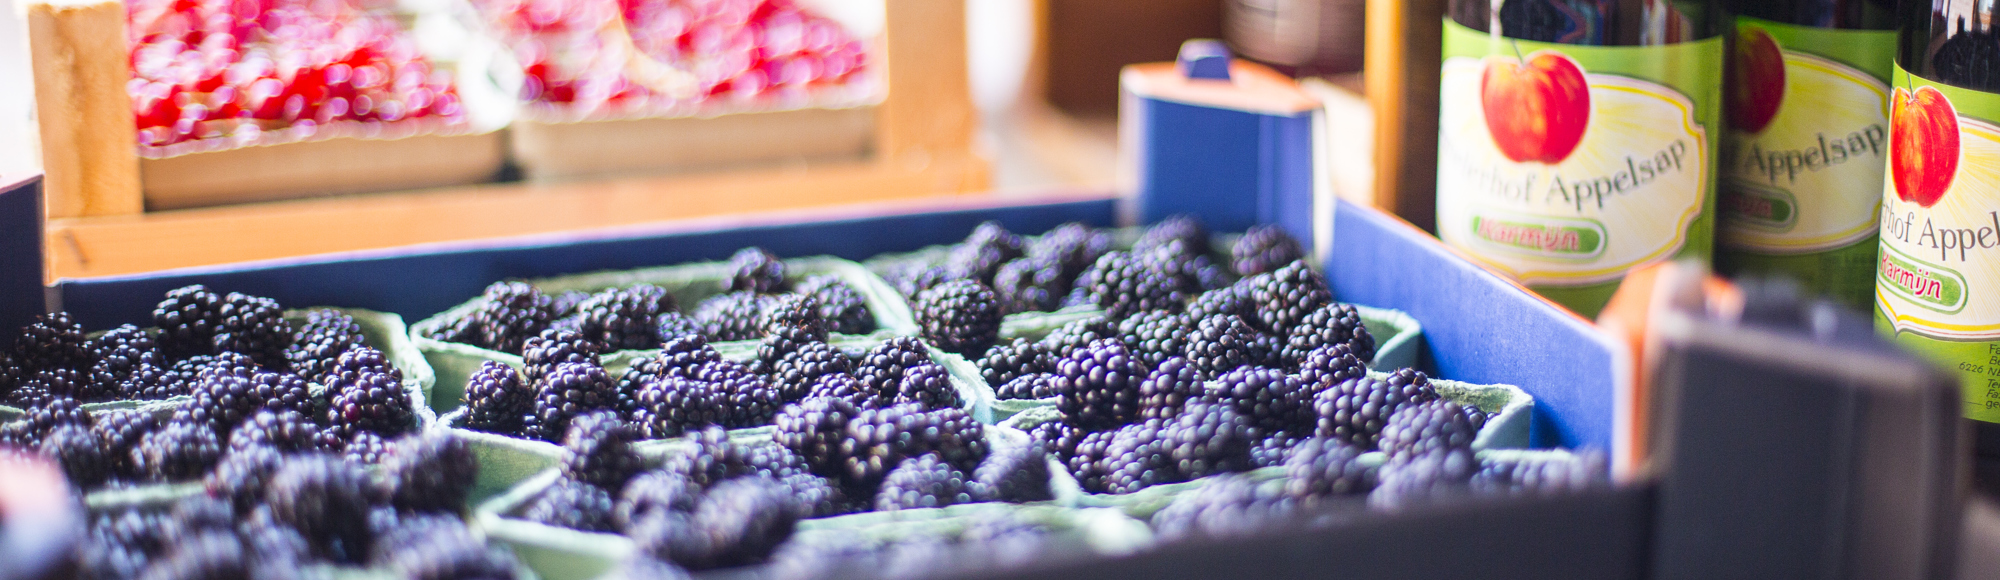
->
xmin=1718 ymin=17 xmax=1895 ymax=307
xmin=1436 ymin=19 xmax=1723 ymax=317
xmin=1879 ymin=65 xmax=2000 ymax=423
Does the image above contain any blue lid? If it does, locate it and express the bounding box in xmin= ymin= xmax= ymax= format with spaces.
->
xmin=1177 ymin=39 xmax=1233 ymax=81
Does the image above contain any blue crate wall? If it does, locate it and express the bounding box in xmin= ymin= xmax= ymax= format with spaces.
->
xmin=0 ymin=177 xmax=45 ymax=346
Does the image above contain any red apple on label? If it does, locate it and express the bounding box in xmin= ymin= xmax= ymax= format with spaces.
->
xmin=1482 ymin=51 xmax=1591 ymax=164
xmin=1890 ymin=86 xmax=1960 ymax=208
xmin=1728 ymin=26 xmax=1785 ymax=134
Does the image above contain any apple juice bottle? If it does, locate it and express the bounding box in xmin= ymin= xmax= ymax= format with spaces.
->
xmin=1716 ymin=0 xmax=1894 ymax=309
xmin=1881 ymin=1 xmax=2000 ymax=433
xmin=1436 ymin=0 xmax=1725 ymax=317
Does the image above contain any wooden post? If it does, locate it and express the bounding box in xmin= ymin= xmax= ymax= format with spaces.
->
xmin=877 ymin=0 xmax=978 ymax=179
xmin=26 ymin=0 xmax=142 ymax=219
xmin=1363 ymin=0 xmax=1442 ymax=231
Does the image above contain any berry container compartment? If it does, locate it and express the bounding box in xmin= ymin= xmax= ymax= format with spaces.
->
xmin=414 ymin=255 xmax=913 ymax=418
xmin=472 ymin=423 xmax=1061 ymax=580
xmin=433 ymin=335 xmax=995 ymax=507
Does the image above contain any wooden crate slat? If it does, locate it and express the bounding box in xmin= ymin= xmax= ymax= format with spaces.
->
xmin=26 ymin=0 xmax=142 ymax=218
xmin=141 ymin=132 xmax=509 ymax=210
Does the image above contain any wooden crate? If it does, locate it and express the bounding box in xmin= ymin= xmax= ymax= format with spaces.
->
xmin=28 ymin=0 xmax=984 ymax=279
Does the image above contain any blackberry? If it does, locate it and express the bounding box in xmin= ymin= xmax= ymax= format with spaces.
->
xmin=239 ymin=514 xmax=320 ymax=571
xmin=1232 ymin=225 xmax=1305 ymax=277
xmin=423 ymin=314 xmax=480 ymax=345
xmin=1212 ymin=366 xmax=1312 ymax=436
xmin=943 ymin=222 xmax=1026 ymax=283
xmin=1162 ymin=398 xmax=1259 ymax=480
xmin=1053 ymin=338 xmax=1144 ymax=430
xmin=1030 ymin=420 xmax=1085 ymax=460
xmin=1135 ymin=215 xmax=1209 ymax=255
xmin=854 ymin=337 xmax=931 ymax=402
xmin=40 ymin=423 xmax=112 ymax=487
xmin=894 ymin=362 xmax=958 ymax=409
xmin=1250 ymin=434 xmax=1299 ymax=468
xmin=661 ymin=428 xmax=802 ymax=487
xmin=1079 ymin=252 xmax=1185 ymax=321
xmin=1379 ymin=400 xmax=1477 ymax=460
xmin=1185 ymin=285 xmax=1255 ymax=322
xmin=1281 ymin=303 xmax=1376 ymax=367
xmin=615 ymin=470 xmax=702 ymax=531
xmin=777 ymin=470 xmax=852 ymax=518
xmin=206 ymin=445 xmax=285 ymax=512
xmin=1470 ymin=450 xmax=1608 ymax=496
xmin=472 ymin=282 xmax=556 ymax=354
xmin=643 ymin=477 xmax=799 ymax=570
xmin=383 ymin=431 xmax=479 ymax=514
xmin=93 ymin=408 xmax=160 ymax=479
xmin=520 ymin=328 xmax=606 ymax=386
xmin=1182 ymin=314 xmax=1279 ymax=379
xmin=154 ymin=285 xmax=225 ymax=361
xmin=1368 ymin=448 xmax=1476 ymax=510
xmin=889 ymin=265 xmax=952 ymax=299
xmin=654 ymin=335 xmax=725 ymax=377
xmin=1315 ymin=368 xmax=1438 ymax=449
xmin=1284 ymin=436 xmax=1375 ymax=499
xmin=1138 ymin=238 xmax=1228 ymax=295
xmin=577 ymin=285 xmax=678 ymax=351
xmin=1027 ymin=222 xmax=1111 ymax=284
xmin=283 ymin=310 xmax=363 ymax=384
xmin=976 ymin=443 xmax=1053 ymax=502
xmin=156 ymin=355 xmax=225 ymax=400
xmin=88 ymin=324 xmax=159 ymax=386
xmin=633 ymin=377 xmax=721 ymax=438
xmin=916 ymin=280 xmax=1003 ymax=356
xmin=997 ymin=373 xmax=1059 ymax=400
xmin=461 ymin=361 xmax=529 ymax=435
xmin=992 ymin=255 xmax=1065 ymax=314
xmin=1062 ymin=429 xmax=1116 ymax=492
xmin=561 ymin=411 xmax=646 ymax=491
xmin=21 ymin=393 xmax=90 ymax=443
xmin=321 ymin=347 xmax=402 ymax=387
xmin=551 ymin=290 xmax=592 ymax=318
xmin=694 ymin=292 xmax=772 ymax=341
xmin=226 ymin=408 xmax=320 ymax=454
xmin=1040 ymin=317 xmax=1113 ymax=360
xmin=806 ymin=373 xmax=882 ymax=408
xmin=79 ymin=509 xmax=171 ymax=580
xmin=695 ymin=363 xmax=781 ymax=428
xmin=527 ymin=362 xmax=618 ymax=441
xmin=1116 ymin=310 xmax=1193 ymax=370
xmin=655 ymin=312 xmax=706 ymax=344
xmin=875 ymin=452 xmax=981 ymax=510
xmin=166 ymin=495 xmax=238 ymax=542
xmin=966 ymin=221 xmax=1028 ymax=262
xmin=794 ymin=275 xmax=875 ymax=335
xmin=1150 ymin=473 xmax=1295 ymax=542
xmin=136 ymin=530 xmax=248 ymax=580
xmin=212 ymin=293 xmax=292 ymax=368
xmin=772 ymin=341 xmax=851 ymax=403
xmin=264 ymin=454 xmax=377 ymax=559
xmin=978 ymin=339 xmax=1051 ymax=389
xmin=370 ymin=518 xmax=519 ymax=580
xmin=1138 ymin=357 xmax=1202 ymax=420
xmin=756 ymin=295 xmax=829 ymax=364
xmin=774 ymin=396 xmax=859 ymax=476
xmin=839 ymin=404 xmax=986 ymax=490
xmin=120 ymin=361 xmax=175 ymax=401
xmin=248 ymin=369 xmax=316 ymax=418
xmin=1247 ymin=261 xmax=1332 ymax=334
xmin=1295 ymin=342 xmax=1367 ymax=394
xmin=1464 ymin=405 xmax=1493 ymax=432
xmin=343 ymin=431 xmax=391 ymax=464
xmin=29 ymin=366 xmax=110 ymax=402
xmin=726 ymin=247 xmax=788 ymax=293
xmin=1098 ymin=420 xmax=1180 ymax=494
xmin=16 ymin=312 xmax=91 ymax=372
xmin=325 ymin=367 xmax=414 ymax=442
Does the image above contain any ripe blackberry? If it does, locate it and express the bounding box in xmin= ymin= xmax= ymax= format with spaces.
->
xmin=997 ymin=373 xmax=1059 ymax=400
xmin=1053 ymin=338 xmax=1144 ymax=430
xmin=423 ymin=313 xmax=480 ymax=345
xmin=1030 ymin=420 xmax=1085 ymax=460
xmin=1096 ymin=420 xmax=1179 ymax=494
xmin=525 ymin=478 xmax=618 ymax=532
xmin=1062 ymin=428 xmax=1115 ymax=492
xmin=1182 ymin=314 xmax=1279 ymax=379
xmin=633 ymin=377 xmax=720 ymax=439
xmin=135 ymin=420 xmax=222 ymax=480
xmin=654 ymin=335 xmax=725 ymax=377
xmin=1185 ymin=285 xmax=1255 ymax=322
xmin=1116 ymin=311 xmax=1193 ymax=371
xmin=343 ymin=431 xmax=391 ymax=464
xmin=1464 ymin=405 xmax=1493 ymax=432
xmin=976 ymin=444 xmax=1053 ymax=502
xmin=93 ymin=408 xmax=159 ymax=479
xmin=40 ymin=423 xmax=112 ymax=488
xmin=1368 ymin=448 xmax=1476 ymax=510
xmin=895 ymin=362 xmax=958 ymax=409
xmin=806 ymin=373 xmax=882 ymax=408
xmin=1231 ymin=225 xmax=1305 ymax=277
xmin=79 ymin=509 xmax=171 ymax=580
xmin=1040 ymin=317 xmax=1113 ymax=360
xmin=672 ymin=478 xmax=800 ymax=569
xmin=889 ymin=265 xmax=952 ymax=299
xmin=696 ymin=363 xmax=782 ymax=428
xmin=615 ymin=470 xmax=702 ymax=531
xmin=137 ymin=530 xmax=249 ymax=580
xmin=577 ymin=285 xmax=678 ymax=351
xmin=1470 ymin=450 xmax=1608 ymax=496
xmin=774 ymin=396 xmax=859 ymax=476
xmin=1150 ymin=473 xmax=1295 ymax=542
xmin=155 ymin=355 xmax=224 ymax=400
xmin=370 ymin=518 xmax=519 ymax=580
xmin=840 ymin=404 xmax=987 ymax=490
xmin=1079 ymin=252 xmax=1185 ymax=321
xmin=1136 ymin=215 xmax=1210 ymax=255
xmin=1315 ymin=368 xmax=1438 ymax=449
xmin=283 ymin=310 xmax=363 ymax=384
xmin=212 ymin=293 xmax=292 ymax=368
xmin=1212 ymin=366 xmax=1312 ymax=436
xmin=1247 ymin=261 xmax=1332 ymax=334
xmin=1379 ymin=400 xmax=1477 ymax=460
xmin=1284 ymin=437 xmax=1375 ymax=499
xmin=1138 ymin=357 xmax=1202 ymax=421
xmin=694 ymin=292 xmax=772 ymax=341
xmin=664 ymin=428 xmax=809 ymax=488
xmin=992 ymin=255 xmax=1065 ymax=314
xmin=118 ymin=361 xmax=175 ymax=402
xmin=1250 ymin=434 xmax=1299 ymax=468
xmin=266 ymin=454 xmax=378 ymax=559
xmin=250 ymin=369 xmax=317 ymax=418
xmin=1162 ymin=399 xmax=1259 ymax=480
xmin=321 ymin=347 xmax=403 ymax=387
xmin=154 ymin=285 xmax=225 ymax=360
xmin=15 ymin=312 xmax=91 ymax=373
xmin=1295 ymin=343 xmax=1367 ymax=394
xmin=384 ymin=431 xmax=479 ymax=514
xmin=756 ymin=295 xmax=829 ymax=364
xmin=206 ymin=445 xmax=285 ymax=512
xmin=655 ymin=312 xmax=705 ymax=344
xmin=461 ymin=361 xmax=529 ymax=436
xmin=772 ymin=341 xmax=851 ymax=403
xmin=854 ymin=337 xmax=931 ymax=402
xmin=795 ymin=275 xmax=875 ymax=335
xmin=88 ymin=324 xmax=158 ymax=385
xmin=326 ymin=367 xmax=414 ymax=442
xmin=779 ymin=471 xmax=851 ymax=518
xmin=29 ymin=366 xmax=112 ymax=402
xmin=943 ymin=222 xmax=1026 ymax=283
xmin=562 ymin=411 xmax=646 ymax=491
xmin=875 ymin=452 xmax=981 ymax=510
xmin=726 ymin=247 xmax=788 ymax=293
xmin=549 ymin=290 xmax=592 ymax=318
xmin=227 ymin=408 xmax=320 ymax=454
xmin=967 ymin=221 xmax=1028 ymax=261
xmin=916 ymin=280 xmax=1003 ymax=356
xmin=1281 ymin=303 xmax=1376 ymax=368
xmin=1138 ymin=237 xmax=1228 ymax=296
xmin=21 ymin=393 xmax=90 ymax=442
xmin=527 ymin=362 xmax=618 ymax=441
xmin=473 ymin=282 xmax=557 ymax=354
xmin=521 ymin=328 xmax=606 ymax=386
xmin=1028 ymin=222 xmax=1112 ymax=284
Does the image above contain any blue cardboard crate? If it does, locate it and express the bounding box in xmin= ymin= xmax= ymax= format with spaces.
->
xmin=33 ymin=190 xmax=1623 ymax=450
